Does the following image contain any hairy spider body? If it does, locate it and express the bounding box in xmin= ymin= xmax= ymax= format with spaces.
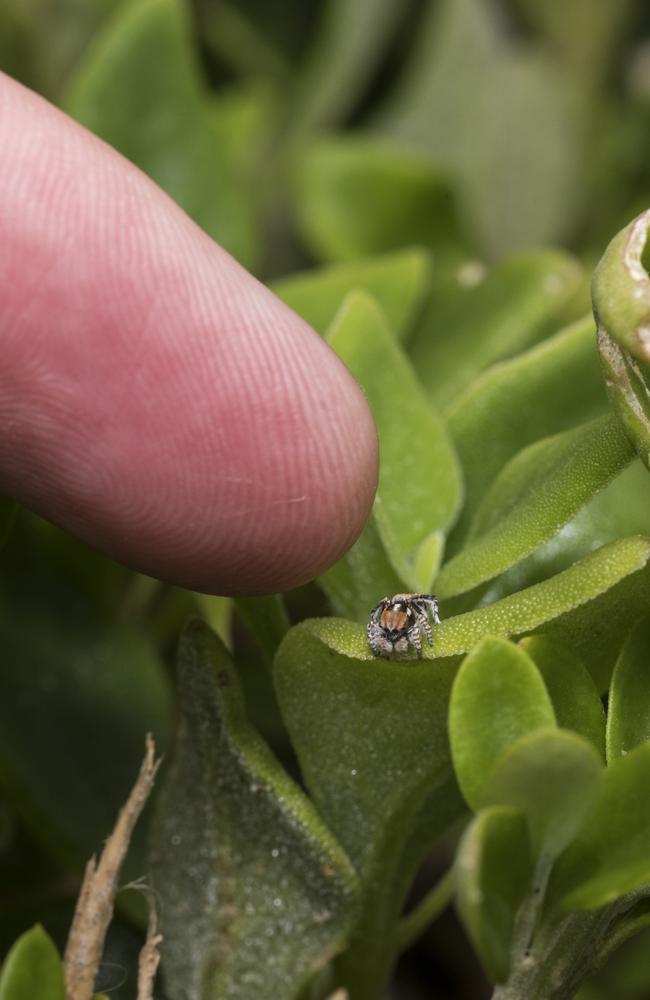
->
xmin=367 ymin=593 xmax=440 ymax=658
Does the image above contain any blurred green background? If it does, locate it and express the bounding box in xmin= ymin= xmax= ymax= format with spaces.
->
xmin=2 ymin=0 xmax=650 ymax=278
xmin=1 ymin=1 xmax=650 ymax=997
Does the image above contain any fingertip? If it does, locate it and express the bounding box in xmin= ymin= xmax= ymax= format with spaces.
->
xmin=0 ymin=73 xmax=378 ymax=594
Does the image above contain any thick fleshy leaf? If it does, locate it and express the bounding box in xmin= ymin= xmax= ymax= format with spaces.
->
xmin=597 ymin=326 xmax=650 ymax=471
xmin=320 ymin=291 xmax=461 ymax=616
xmin=554 ymin=743 xmax=650 ymax=909
xmin=64 ymin=0 xmax=258 ymax=266
xmin=327 ymin=291 xmax=462 ymax=556
xmin=413 ymin=530 xmax=445 ymax=593
xmin=485 ymin=729 xmax=603 ymax=858
xmin=520 ymin=637 xmax=606 ymax=761
xmin=476 ymin=459 xmax=650 ymax=607
xmin=591 ymin=209 xmax=650 ymax=365
xmin=0 ymin=0 xmax=117 ymax=100
xmin=374 ymin=492 xmax=452 ymax=592
xmin=319 ymin=512 xmax=406 ymax=623
xmin=0 ymin=513 xmax=174 ymax=919
xmin=451 ymin=539 xmax=650 ymax=689
xmin=291 ymin=0 xmax=409 ymax=130
xmin=464 ymin=537 xmax=650 ymax=692
xmin=151 ymin=621 xmax=358 ymax=1000
xmin=0 ymin=925 xmax=64 ymax=1000
xmin=270 ymin=247 xmax=431 ymax=341
xmin=303 ymin=536 xmax=650 ymax=680
xmin=446 ymin=315 xmax=606 ymax=549
xmin=455 ymin=807 xmax=532 ymax=982
xmin=377 ymin=0 xmax=583 ymax=256
xmin=606 ymin=613 xmax=650 ymax=761
xmin=199 ymin=4 xmax=288 ymax=81
xmin=192 ymin=593 xmax=232 ymax=649
xmin=234 ymin=595 xmax=290 ymax=665
xmin=449 ymin=637 xmax=556 ymax=811
xmin=513 ymin=0 xmax=635 ymax=89
xmin=273 ymin=619 xmax=464 ymax=998
xmin=408 ymin=249 xmax=583 ymax=410
xmin=436 ymin=416 xmax=634 ymax=598
xmin=0 ymin=611 xmax=172 ymax=877
xmin=292 ymin=135 xmax=463 ymax=262
xmin=536 ymin=539 xmax=650 ymax=692
xmin=466 ymin=418 xmax=632 ymax=543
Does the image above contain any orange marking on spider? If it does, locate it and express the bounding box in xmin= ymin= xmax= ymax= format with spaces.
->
xmin=367 ymin=593 xmax=441 ymax=659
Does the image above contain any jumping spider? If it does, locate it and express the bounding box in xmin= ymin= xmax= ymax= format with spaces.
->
xmin=367 ymin=593 xmax=440 ymax=658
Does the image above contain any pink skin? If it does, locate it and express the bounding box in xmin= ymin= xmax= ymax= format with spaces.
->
xmin=0 ymin=73 xmax=378 ymax=594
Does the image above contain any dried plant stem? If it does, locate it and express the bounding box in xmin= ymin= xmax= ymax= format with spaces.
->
xmin=63 ymin=734 xmax=161 ymax=1000
xmin=136 ymin=886 xmax=163 ymax=1000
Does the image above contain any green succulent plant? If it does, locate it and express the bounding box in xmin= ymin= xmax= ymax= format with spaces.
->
xmin=3 ymin=1 xmax=650 ymax=999
xmin=147 ymin=207 xmax=650 ymax=1000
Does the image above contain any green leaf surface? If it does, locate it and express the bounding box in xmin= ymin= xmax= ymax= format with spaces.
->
xmin=408 ymin=249 xmax=583 ymax=410
xmin=192 ymin=593 xmax=232 ymax=649
xmin=592 ymin=209 xmax=650 ymax=365
xmin=449 ymin=637 xmax=556 ymax=811
xmin=304 ymin=537 xmax=650 ymax=681
xmin=485 ymin=729 xmax=603 ymax=858
xmin=319 ymin=511 xmax=407 ymax=623
xmin=0 ymin=0 xmax=118 ymax=101
xmin=473 ymin=537 xmax=650 ymax=692
xmin=200 ymin=2 xmax=288 ymax=80
xmin=520 ymin=637 xmax=606 ymax=761
xmin=273 ymin=618 xmax=464 ymax=998
xmin=270 ymin=247 xmax=431 ymax=340
xmin=292 ymin=135 xmax=463 ymax=262
xmin=0 ymin=610 xmax=172 ymax=877
xmin=513 ymin=0 xmax=635 ymax=90
xmin=327 ymin=291 xmax=462 ymax=555
xmin=291 ymin=0 xmax=409 ymax=130
xmin=377 ymin=0 xmax=583 ymax=256
xmin=446 ymin=315 xmax=606 ymax=550
xmin=341 ymin=510 xmax=445 ymax=606
xmin=0 ymin=925 xmax=64 ymax=1000
xmin=597 ymin=326 xmax=650 ymax=470
xmin=64 ymin=0 xmax=258 ymax=266
xmin=234 ymin=594 xmax=290 ymax=665
xmin=319 ymin=289 xmax=462 ymax=616
xmin=436 ymin=415 xmax=634 ymax=598
xmin=476 ymin=459 xmax=650 ymax=609
xmin=397 ymin=869 xmax=455 ymax=953
xmin=467 ymin=416 xmax=632 ymax=542
xmin=455 ymin=806 xmax=532 ymax=983
xmin=554 ymin=743 xmax=650 ymax=909
xmin=606 ymin=613 xmax=650 ymax=761
xmin=413 ymin=530 xmax=445 ymax=593
xmin=151 ymin=621 xmax=358 ymax=1000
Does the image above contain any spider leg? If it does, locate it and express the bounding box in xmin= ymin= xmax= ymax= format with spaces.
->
xmin=367 ymin=619 xmax=392 ymax=658
xmin=408 ymin=624 xmax=423 ymax=657
xmin=369 ymin=598 xmax=389 ymax=622
xmin=414 ymin=596 xmax=440 ymax=625
xmin=416 ymin=611 xmax=433 ymax=646
xmin=394 ymin=636 xmax=409 ymax=654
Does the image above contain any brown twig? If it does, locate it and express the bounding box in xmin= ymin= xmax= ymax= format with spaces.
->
xmin=63 ymin=735 xmax=161 ymax=1000
xmin=135 ymin=884 xmax=163 ymax=1000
